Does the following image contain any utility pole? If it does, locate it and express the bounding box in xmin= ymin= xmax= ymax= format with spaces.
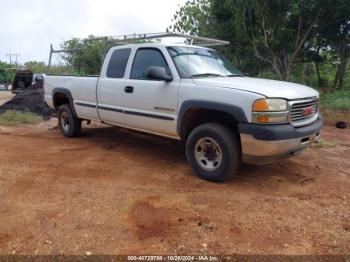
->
xmin=6 ymin=53 xmax=20 ymax=66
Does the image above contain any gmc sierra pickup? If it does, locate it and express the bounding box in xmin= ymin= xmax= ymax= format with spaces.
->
xmin=44 ymin=40 xmax=323 ymax=182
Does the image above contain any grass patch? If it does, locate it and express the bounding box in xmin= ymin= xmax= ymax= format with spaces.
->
xmin=320 ymin=89 xmax=350 ymax=111
xmin=314 ymin=138 xmax=337 ymax=148
xmin=0 ymin=111 xmax=42 ymax=125
xmin=322 ymin=109 xmax=346 ymax=123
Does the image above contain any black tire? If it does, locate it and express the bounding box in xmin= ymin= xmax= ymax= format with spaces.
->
xmin=186 ymin=123 xmax=241 ymax=182
xmin=58 ymin=104 xmax=81 ymax=137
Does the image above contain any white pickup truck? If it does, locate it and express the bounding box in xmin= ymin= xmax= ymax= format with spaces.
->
xmin=44 ymin=39 xmax=323 ymax=182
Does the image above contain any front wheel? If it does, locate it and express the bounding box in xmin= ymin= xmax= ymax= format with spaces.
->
xmin=58 ymin=104 xmax=81 ymax=137
xmin=186 ymin=123 xmax=241 ymax=182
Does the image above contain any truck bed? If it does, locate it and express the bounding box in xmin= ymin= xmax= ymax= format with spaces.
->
xmin=44 ymin=74 xmax=99 ymax=120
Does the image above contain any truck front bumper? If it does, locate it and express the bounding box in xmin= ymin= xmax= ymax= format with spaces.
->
xmin=239 ymin=117 xmax=323 ymax=165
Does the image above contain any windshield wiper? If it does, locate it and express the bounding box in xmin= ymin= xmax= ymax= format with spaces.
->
xmin=226 ymin=74 xmax=244 ymax=77
xmin=190 ymin=73 xmax=225 ymax=78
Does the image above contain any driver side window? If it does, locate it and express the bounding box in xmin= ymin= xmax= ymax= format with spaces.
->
xmin=130 ymin=48 xmax=171 ymax=80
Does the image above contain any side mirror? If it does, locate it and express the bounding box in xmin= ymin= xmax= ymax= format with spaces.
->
xmin=145 ymin=66 xmax=173 ymax=82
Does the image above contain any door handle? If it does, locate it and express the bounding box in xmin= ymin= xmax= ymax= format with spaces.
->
xmin=124 ymin=86 xmax=134 ymax=93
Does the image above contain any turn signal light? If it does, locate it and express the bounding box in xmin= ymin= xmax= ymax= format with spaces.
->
xmin=253 ymin=99 xmax=269 ymax=112
xmin=257 ymin=115 xmax=270 ymax=123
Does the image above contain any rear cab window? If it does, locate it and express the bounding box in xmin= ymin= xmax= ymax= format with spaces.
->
xmin=106 ymin=48 xmax=131 ymax=78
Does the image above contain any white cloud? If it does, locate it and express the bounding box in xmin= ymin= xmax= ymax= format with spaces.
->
xmin=0 ymin=0 xmax=186 ymax=64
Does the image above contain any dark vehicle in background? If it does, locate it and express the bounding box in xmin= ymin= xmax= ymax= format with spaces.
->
xmin=10 ymin=68 xmax=44 ymax=93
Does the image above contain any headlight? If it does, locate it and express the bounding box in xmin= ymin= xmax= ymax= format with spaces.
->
xmin=252 ymin=98 xmax=289 ymax=124
xmin=252 ymin=98 xmax=287 ymax=111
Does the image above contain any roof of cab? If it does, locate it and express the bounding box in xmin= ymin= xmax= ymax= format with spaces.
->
xmin=111 ymin=42 xmax=213 ymax=50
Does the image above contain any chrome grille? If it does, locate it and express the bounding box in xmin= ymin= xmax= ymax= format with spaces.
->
xmin=289 ymin=98 xmax=318 ymax=127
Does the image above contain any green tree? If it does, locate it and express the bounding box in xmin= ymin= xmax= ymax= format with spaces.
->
xmin=167 ymin=0 xmax=265 ymax=75
xmin=24 ymin=61 xmax=47 ymax=73
xmin=167 ymin=0 xmax=212 ymax=36
xmin=0 ymin=61 xmax=15 ymax=84
xmin=225 ymin=0 xmax=328 ymax=81
xmin=168 ymin=0 xmax=325 ymax=79
xmin=319 ymin=2 xmax=350 ymax=88
xmin=60 ymin=35 xmax=105 ymax=75
xmin=210 ymin=0 xmax=268 ymax=75
xmin=169 ymin=0 xmax=348 ymax=83
xmin=302 ymin=0 xmax=350 ymax=88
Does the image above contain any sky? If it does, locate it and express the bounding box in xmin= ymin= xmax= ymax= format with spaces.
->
xmin=0 ymin=0 xmax=187 ymax=64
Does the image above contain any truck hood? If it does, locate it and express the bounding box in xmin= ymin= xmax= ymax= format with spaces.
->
xmin=193 ymin=77 xmax=318 ymax=100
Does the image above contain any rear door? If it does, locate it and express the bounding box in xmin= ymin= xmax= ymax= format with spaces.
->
xmin=122 ymin=47 xmax=180 ymax=138
xmin=97 ymin=48 xmax=131 ymax=125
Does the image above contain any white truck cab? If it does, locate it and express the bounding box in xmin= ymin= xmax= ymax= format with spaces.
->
xmin=44 ymin=34 xmax=323 ymax=182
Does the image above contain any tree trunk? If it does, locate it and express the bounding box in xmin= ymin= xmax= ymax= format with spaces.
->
xmin=272 ymin=55 xmax=291 ymax=81
xmin=315 ymin=61 xmax=321 ymax=87
xmin=333 ymin=67 xmax=339 ymax=87
xmin=333 ymin=34 xmax=350 ymax=88
xmin=337 ymin=57 xmax=350 ymax=88
xmin=315 ymin=46 xmax=321 ymax=87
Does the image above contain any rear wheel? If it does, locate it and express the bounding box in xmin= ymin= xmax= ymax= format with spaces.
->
xmin=186 ymin=123 xmax=241 ymax=182
xmin=58 ymin=104 xmax=81 ymax=137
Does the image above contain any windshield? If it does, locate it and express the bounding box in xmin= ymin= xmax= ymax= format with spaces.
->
xmin=167 ymin=46 xmax=242 ymax=78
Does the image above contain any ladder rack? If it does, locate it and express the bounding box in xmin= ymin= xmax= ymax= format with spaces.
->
xmin=103 ymin=32 xmax=230 ymax=47
xmin=48 ymin=32 xmax=230 ymax=68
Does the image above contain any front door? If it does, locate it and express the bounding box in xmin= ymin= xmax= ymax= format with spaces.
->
xmin=123 ymin=47 xmax=179 ymax=138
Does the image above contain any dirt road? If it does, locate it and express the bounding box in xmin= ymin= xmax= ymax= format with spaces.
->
xmin=0 ymin=118 xmax=349 ymax=255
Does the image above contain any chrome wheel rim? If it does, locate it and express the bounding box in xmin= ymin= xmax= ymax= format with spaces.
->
xmin=194 ymin=137 xmax=222 ymax=172
xmin=61 ymin=111 xmax=70 ymax=132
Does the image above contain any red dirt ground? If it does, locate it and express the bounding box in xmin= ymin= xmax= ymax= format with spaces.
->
xmin=0 ymin=118 xmax=349 ymax=255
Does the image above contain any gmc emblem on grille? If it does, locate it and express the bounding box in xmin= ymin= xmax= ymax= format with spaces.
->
xmin=302 ymin=106 xmax=313 ymax=116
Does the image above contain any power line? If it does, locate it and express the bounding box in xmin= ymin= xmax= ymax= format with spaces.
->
xmin=6 ymin=53 xmax=20 ymax=65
